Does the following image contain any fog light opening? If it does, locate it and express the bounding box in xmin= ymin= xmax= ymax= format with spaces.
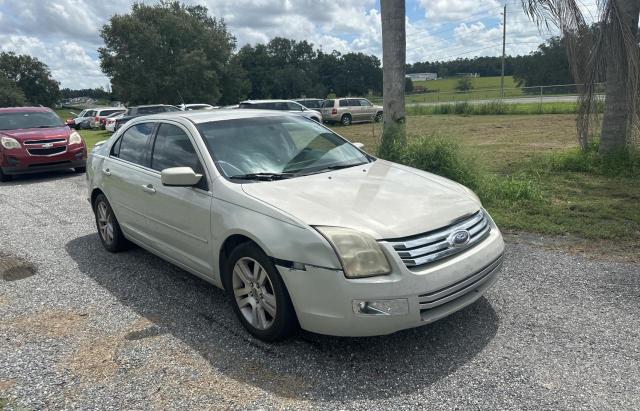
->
xmin=352 ymin=299 xmax=409 ymax=316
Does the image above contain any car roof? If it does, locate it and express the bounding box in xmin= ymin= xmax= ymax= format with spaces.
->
xmin=0 ymin=106 xmax=53 ymax=113
xmin=130 ymin=104 xmax=177 ymax=109
xmin=239 ymin=99 xmax=298 ymax=104
xmin=129 ymin=109 xmax=303 ymax=125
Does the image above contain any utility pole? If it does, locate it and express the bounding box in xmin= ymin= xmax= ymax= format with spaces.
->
xmin=500 ymin=4 xmax=507 ymax=99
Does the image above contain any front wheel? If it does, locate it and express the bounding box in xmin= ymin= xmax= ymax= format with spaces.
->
xmin=374 ymin=112 xmax=383 ymax=122
xmin=224 ymin=242 xmax=298 ymax=341
xmin=74 ymin=166 xmax=86 ymax=173
xmin=0 ymin=167 xmax=11 ymax=182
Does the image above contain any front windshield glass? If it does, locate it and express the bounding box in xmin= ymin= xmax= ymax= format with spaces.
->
xmin=197 ymin=116 xmax=370 ymax=179
xmin=0 ymin=111 xmax=65 ymax=130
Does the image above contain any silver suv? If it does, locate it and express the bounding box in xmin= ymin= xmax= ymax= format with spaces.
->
xmin=239 ymin=100 xmax=322 ymax=122
xmin=320 ymin=98 xmax=383 ymax=126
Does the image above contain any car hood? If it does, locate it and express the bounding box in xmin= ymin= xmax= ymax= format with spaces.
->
xmin=0 ymin=126 xmax=71 ymax=142
xmin=241 ymin=160 xmax=481 ymax=239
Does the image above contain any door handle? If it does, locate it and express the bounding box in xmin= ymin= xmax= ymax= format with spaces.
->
xmin=142 ymin=184 xmax=156 ymax=194
xmin=103 ymin=168 xmax=111 ymax=176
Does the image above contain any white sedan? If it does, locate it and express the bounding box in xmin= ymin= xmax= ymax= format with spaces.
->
xmin=86 ymin=110 xmax=504 ymax=341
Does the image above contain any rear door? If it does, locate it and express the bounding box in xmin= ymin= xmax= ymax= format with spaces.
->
xmin=347 ymin=99 xmax=363 ymax=121
xmin=101 ymin=122 xmax=157 ymax=244
xmin=143 ymin=122 xmax=213 ymax=276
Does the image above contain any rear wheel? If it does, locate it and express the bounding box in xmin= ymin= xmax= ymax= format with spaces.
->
xmin=224 ymin=242 xmax=298 ymax=341
xmin=341 ymin=114 xmax=352 ymax=126
xmin=93 ymin=194 xmax=129 ymax=252
xmin=0 ymin=167 xmax=11 ymax=182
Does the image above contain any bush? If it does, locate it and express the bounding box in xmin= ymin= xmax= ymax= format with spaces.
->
xmin=376 ymin=134 xmax=544 ymax=206
xmin=541 ymin=143 xmax=640 ymax=177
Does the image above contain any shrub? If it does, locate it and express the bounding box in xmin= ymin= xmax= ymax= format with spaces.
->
xmin=540 ymin=142 xmax=640 ymax=177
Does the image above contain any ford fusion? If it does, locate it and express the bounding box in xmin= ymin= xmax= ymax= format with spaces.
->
xmin=86 ymin=110 xmax=504 ymax=341
xmin=0 ymin=107 xmax=87 ymax=182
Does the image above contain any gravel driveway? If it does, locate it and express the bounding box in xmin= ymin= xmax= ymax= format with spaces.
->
xmin=1 ymin=173 xmax=639 ymax=410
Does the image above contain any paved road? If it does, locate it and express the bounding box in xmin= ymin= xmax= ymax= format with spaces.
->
xmin=1 ymin=173 xmax=639 ymax=410
xmin=408 ymin=95 xmax=605 ymax=107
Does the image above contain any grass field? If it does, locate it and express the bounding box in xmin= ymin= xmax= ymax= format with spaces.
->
xmin=333 ymin=115 xmax=640 ymax=253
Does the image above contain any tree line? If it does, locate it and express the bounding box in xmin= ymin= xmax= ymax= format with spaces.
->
xmin=0 ymin=0 xmax=573 ymax=108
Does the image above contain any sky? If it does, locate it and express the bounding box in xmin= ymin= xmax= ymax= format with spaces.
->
xmin=0 ymin=0 xmax=598 ymax=89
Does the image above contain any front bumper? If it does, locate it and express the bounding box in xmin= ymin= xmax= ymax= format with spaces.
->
xmin=278 ymin=220 xmax=505 ymax=337
xmin=1 ymin=145 xmax=86 ymax=175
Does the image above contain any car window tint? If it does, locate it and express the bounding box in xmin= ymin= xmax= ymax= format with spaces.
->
xmin=286 ymin=102 xmax=301 ymax=110
xmin=322 ymin=100 xmax=334 ymax=108
xmin=151 ymin=124 xmax=202 ymax=173
xmin=348 ymin=99 xmax=361 ymax=107
xmin=117 ymin=123 xmax=155 ymax=166
xmin=338 ymin=100 xmax=349 ymax=107
xmin=359 ymin=99 xmax=372 ymax=106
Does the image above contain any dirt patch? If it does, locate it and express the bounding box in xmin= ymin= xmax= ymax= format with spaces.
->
xmin=504 ymin=231 xmax=640 ymax=263
xmin=0 ymin=255 xmax=36 ymax=281
xmin=3 ymin=310 xmax=89 ymax=338
xmin=0 ymin=379 xmax=15 ymax=392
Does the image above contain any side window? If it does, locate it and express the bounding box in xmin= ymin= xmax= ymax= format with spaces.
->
xmin=286 ymin=102 xmax=301 ymax=110
xmin=348 ymin=99 xmax=361 ymax=107
xmin=359 ymin=99 xmax=372 ymax=107
xmin=339 ymin=100 xmax=349 ymax=107
xmin=151 ymin=124 xmax=203 ymax=173
xmin=117 ymin=123 xmax=155 ymax=166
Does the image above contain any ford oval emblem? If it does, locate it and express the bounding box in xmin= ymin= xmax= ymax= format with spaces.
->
xmin=448 ymin=230 xmax=471 ymax=248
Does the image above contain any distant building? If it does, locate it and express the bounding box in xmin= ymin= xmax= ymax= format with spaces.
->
xmin=406 ymin=72 xmax=438 ymax=81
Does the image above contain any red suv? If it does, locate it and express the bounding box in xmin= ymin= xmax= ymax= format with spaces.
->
xmin=0 ymin=107 xmax=87 ymax=182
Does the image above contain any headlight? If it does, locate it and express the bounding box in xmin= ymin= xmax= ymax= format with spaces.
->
xmin=68 ymin=131 xmax=83 ymax=145
xmin=1 ymin=136 xmax=21 ymax=149
xmin=315 ymin=226 xmax=391 ymax=278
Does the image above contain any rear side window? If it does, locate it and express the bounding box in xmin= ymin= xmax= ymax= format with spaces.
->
xmin=115 ymin=123 xmax=155 ymax=166
xmin=322 ymin=100 xmax=335 ymax=108
xmin=339 ymin=100 xmax=349 ymax=107
xmin=151 ymin=124 xmax=202 ymax=173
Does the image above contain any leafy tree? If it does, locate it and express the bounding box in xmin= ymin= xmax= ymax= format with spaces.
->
xmin=99 ymin=1 xmax=235 ymax=105
xmin=405 ymin=77 xmax=414 ymax=93
xmin=0 ymin=52 xmax=60 ymax=107
xmin=455 ymin=77 xmax=474 ymax=92
xmin=61 ymin=88 xmax=112 ymax=100
xmin=524 ymin=0 xmax=640 ymax=154
xmin=218 ymin=55 xmax=251 ymax=105
xmin=512 ymin=36 xmax=573 ymax=91
xmin=0 ymin=76 xmax=27 ymax=107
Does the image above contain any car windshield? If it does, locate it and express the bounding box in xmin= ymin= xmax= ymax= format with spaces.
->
xmin=0 ymin=111 xmax=65 ymax=130
xmin=197 ymin=116 xmax=370 ymax=180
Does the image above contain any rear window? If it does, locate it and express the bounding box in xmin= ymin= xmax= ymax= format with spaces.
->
xmin=0 ymin=111 xmax=65 ymax=130
xmin=322 ymin=100 xmax=335 ymax=108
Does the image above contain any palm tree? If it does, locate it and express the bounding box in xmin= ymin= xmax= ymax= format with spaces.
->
xmin=379 ymin=0 xmax=406 ymax=155
xmin=524 ymin=0 xmax=640 ymax=154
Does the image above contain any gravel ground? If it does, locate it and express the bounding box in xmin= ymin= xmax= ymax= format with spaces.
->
xmin=0 ymin=172 xmax=639 ymax=410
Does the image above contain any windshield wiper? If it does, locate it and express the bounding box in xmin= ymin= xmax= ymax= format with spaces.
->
xmin=296 ymin=162 xmax=370 ymax=176
xmin=229 ymin=172 xmax=295 ymax=181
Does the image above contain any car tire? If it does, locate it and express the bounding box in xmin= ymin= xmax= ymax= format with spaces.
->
xmin=93 ymin=194 xmax=130 ymax=253
xmin=224 ymin=242 xmax=298 ymax=341
xmin=374 ymin=112 xmax=383 ymax=122
xmin=341 ymin=114 xmax=352 ymax=126
xmin=74 ymin=166 xmax=87 ymax=173
xmin=0 ymin=167 xmax=11 ymax=182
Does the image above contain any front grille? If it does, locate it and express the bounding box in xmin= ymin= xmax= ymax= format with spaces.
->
xmin=386 ymin=210 xmax=490 ymax=268
xmin=24 ymin=138 xmax=66 ymax=145
xmin=419 ymin=255 xmax=503 ymax=318
xmin=27 ymin=146 xmax=67 ymax=156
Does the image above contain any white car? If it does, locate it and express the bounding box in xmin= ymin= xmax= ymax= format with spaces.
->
xmin=238 ymin=99 xmax=322 ymax=122
xmin=105 ymin=113 xmax=124 ymax=132
xmin=86 ymin=110 xmax=504 ymax=341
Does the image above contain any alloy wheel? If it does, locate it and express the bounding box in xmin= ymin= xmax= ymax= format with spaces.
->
xmin=232 ymin=257 xmax=277 ymax=330
xmin=97 ymin=202 xmax=115 ymax=245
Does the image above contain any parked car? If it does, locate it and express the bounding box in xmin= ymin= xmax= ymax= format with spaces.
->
xmin=0 ymin=107 xmax=87 ymax=182
xmin=69 ymin=108 xmax=100 ymax=129
xmin=105 ymin=113 xmax=123 ymax=133
xmin=114 ymin=105 xmax=181 ymax=132
xmin=90 ymin=108 xmax=126 ymax=129
xmin=294 ymin=98 xmax=324 ymax=110
xmin=238 ymin=100 xmax=322 ymax=122
xmin=86 ymin=109 xmax=504 ymax=341
xmin=320 ymin=98 xmax=383 ymax=126
xmin=180 ymin=104 xmax=217 ymax=111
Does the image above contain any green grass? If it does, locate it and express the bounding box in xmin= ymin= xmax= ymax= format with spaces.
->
xmin=78 ymin=129 xmax=111 ymax=151
xmin=332 ymin=115 xmax=640 ymax=250
xmin=407 ymin=101 xmax=582 ymax=116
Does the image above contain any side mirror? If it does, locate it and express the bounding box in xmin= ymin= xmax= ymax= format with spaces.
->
xmin=161 ymin=167 xmax=202 ymax=187
xmin=353 ymin=142 xmax=364 ymax=149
